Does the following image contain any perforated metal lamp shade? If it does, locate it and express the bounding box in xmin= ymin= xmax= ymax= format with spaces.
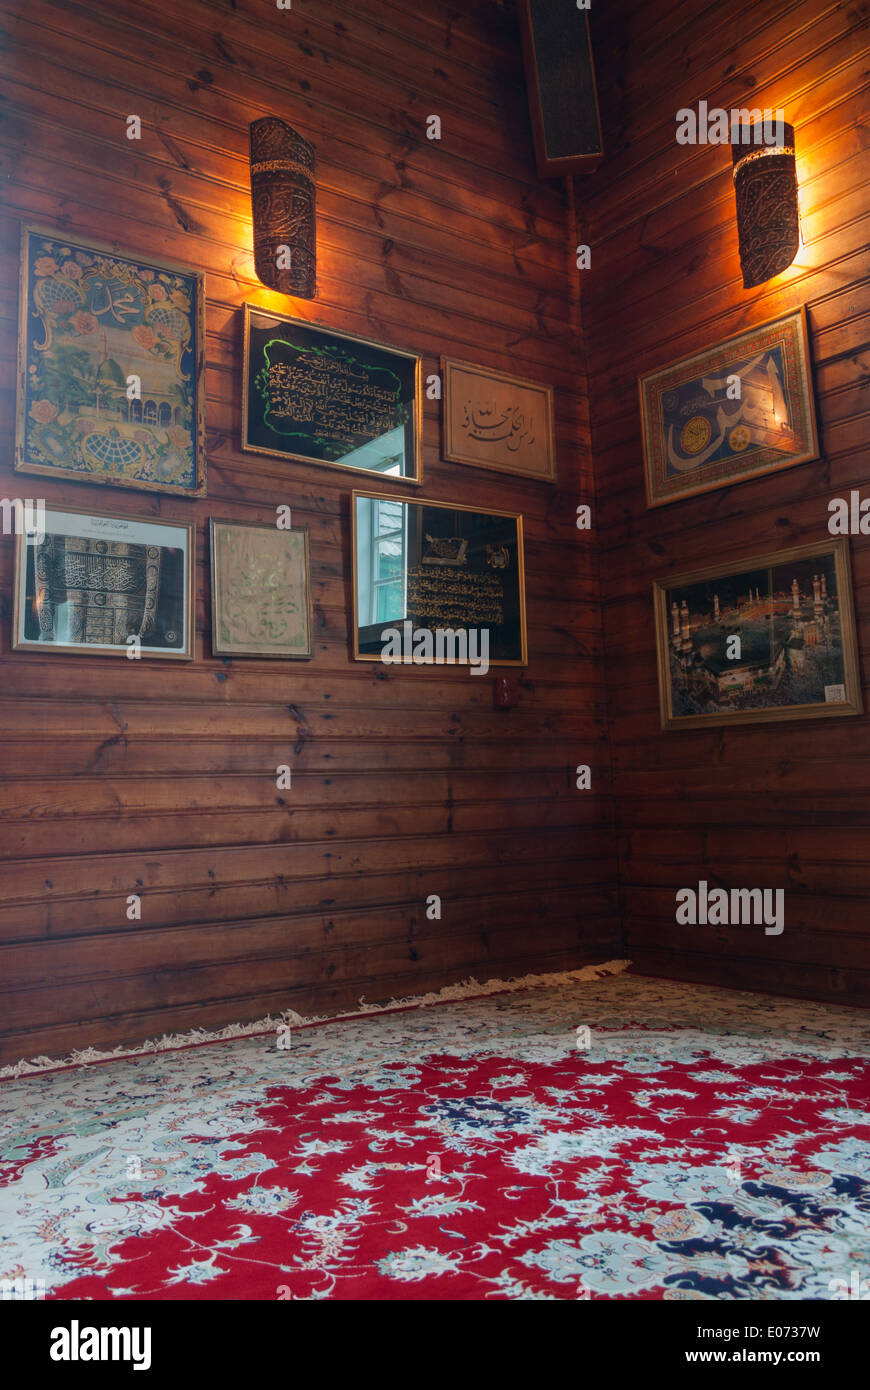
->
xmin=250 ymin=117 xmax=316 ymax=298
xmin=731 ymin=120 xmax=799 ymax=290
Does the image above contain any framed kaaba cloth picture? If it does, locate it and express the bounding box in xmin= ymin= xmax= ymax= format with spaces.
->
xmin=13 ymin=506 xmax=194 ymax=660
xmin=210 ymin=519 xmax=313 ymax=660
xmin=15 ymin=226 xmax=206 ymax=497
xmin=640 ymin=308 xmax=818 ymax=508
xmin=653 ymin=539 xmax=861 ymax=730
xmin=441 ymin=358 xmax=555 ymax=482
xmin=242 ymin=304 xmax=422 ymax=483
xmin=351 ymin=491 xmax=527 ymax=667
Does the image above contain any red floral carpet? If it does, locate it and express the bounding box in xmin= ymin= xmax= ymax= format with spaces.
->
xmin=2 ymin=974 xmax=869 ymax=1300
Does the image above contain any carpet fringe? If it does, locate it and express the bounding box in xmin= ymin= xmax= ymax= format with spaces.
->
xmin=0 ymin=959 xmax=631 ymax=1079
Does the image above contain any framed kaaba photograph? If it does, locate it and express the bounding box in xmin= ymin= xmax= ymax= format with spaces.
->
xmin=441 ymin=357 xmax=555 ymax=482
xmin=640 ymin=308 xmax=819 ymax=508
xmin=653 ymin=538 xmax=861 ymax=730
xmin=242 ymin=304 xmax=422 ymax=483
xmin=15 ymin=225 xmax=206 ymax=497
xmin=210 ymin=519 xmax=313 ymax=660
xmin=351 ymin=491 xmax=527 ymax=667
xmin=13 ymin=506 xmax=195 ymax=660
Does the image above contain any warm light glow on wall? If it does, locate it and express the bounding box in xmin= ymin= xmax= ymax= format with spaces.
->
xmin=250 ymin=117 xmax=316 ymax=299
xmin=731 ymin=119 xmax=800 ymax=289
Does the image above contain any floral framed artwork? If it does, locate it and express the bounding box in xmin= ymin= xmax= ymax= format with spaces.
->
xmin=209 ymin=519 xmax=313 ymax=659
xmin=653 ymin=539 xmax=861 ymax=729
xmin=13 ymin=505 xmax=195 ymax=660
xmin=15 ymin=225 xmax=206 ymax=497
xmin=639 ymin=308 xmax=819 ymax=508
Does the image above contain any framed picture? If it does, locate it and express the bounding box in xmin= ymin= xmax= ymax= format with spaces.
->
xmin=13 ymin=505 xmax=195 ymax=659
xmin=640 ymin=308 xmax=819 ymax=508
xmin=15 ymin=225 xmax=206 ymax=497
xmin=210 ymin=519 xmax=313 ymax=660
xmin=242 ymin=304 xmax=422 ymax=483
xmin=653 ymin=539 xmax=861 ymax=730
xmin=442 ymin=357 xmax=555 ymax=482
xmin=351 ymin=491 xmax=527 ymax=666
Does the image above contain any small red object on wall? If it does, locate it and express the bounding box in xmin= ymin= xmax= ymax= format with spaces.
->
xmin=495 ymin=677 xmax=519 ymax=709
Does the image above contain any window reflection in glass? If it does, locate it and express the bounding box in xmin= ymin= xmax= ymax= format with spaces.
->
xmin=357 ymin=496 xmax=407 ymax=627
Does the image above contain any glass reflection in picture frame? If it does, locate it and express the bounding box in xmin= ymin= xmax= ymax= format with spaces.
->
xmin=352 ymin=491 xmax=527 ymax=668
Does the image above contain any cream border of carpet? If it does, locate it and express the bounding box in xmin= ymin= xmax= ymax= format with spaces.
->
xmin=0 ymin=958 xmax=632 ymax=1080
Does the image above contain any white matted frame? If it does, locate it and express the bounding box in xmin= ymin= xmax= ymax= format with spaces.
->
xmin=13 ymin=504 xmax=195 ymax=660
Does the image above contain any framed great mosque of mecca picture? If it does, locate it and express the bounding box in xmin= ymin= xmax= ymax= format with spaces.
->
xmin=653 ymin=539 xmax=861 ymax=729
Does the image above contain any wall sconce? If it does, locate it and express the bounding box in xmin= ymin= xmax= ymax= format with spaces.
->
xmin=731 ymin=118 xmax=799 ymax=289
xmin=249 ymin=117 xmax=316 ymax=298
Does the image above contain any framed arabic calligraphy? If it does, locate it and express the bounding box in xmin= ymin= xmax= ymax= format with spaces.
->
xmin=242 ymin=304 xmax=422 ymax=483
xmin=12 ymin=505 xmax=195 ymax=659
xmin=15 ymin=226 xmax=206 ymax=497
xmin=441 ymin=358 xmax=556 ymax=482
xmin=639 ymin=308 xmax=819 ymax=508
xmin=209 ymin=519 xmax=313 ymax=660
xmin=351 ymin=490 xmax=527 ymax=666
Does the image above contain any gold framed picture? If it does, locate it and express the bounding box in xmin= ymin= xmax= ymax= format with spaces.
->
xmin=241 ymin=304 xmax=422 ymax=484
xmin=653 ymin=538 xmax=862 ymax=729
xmin=16 ymin=224 xmax=206 ymax=497
xmin=640 ymin=307 xmax=819 ymax=508
xmin=13 ymin=504 xmax=195 ymax=660
xmin=351 ymin=490 xmax=527 ymax=668
xmin=209 ymin=519 xmax=313 ymax=660
xmin=441 ymin=357 xmax=556 ymax=482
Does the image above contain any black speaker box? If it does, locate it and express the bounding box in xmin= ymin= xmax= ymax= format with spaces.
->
xmin=518 ymin=1 xmax=604 ymax=178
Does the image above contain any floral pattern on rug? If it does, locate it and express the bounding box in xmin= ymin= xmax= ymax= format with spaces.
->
xmin=1 ymin=976 xmax=869 ymax=1300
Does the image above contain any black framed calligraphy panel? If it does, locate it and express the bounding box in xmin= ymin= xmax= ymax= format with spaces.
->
xmin=242 ymin=305 xmax=422 ymax=483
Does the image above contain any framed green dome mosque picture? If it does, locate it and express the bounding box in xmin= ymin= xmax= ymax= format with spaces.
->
xmin=15 ymin=226 xmax=206 ymax=497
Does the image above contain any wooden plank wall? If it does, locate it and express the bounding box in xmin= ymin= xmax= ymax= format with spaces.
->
xmin=0 ymin=0 xmax=618 ymax=1063
xmin=584 ymin=0 xmax=870 ymax=1003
